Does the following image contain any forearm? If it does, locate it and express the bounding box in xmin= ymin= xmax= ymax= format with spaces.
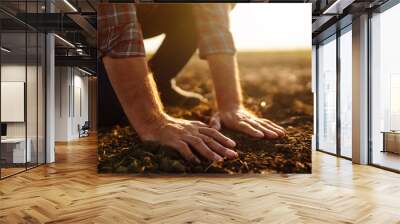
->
xmin=102 ymin=56 xmax=238 ymax=161
xmin=207 ymin=54 xmax=243 ymax=112
xmin=102 ymin=56 xmax=166 ymax=137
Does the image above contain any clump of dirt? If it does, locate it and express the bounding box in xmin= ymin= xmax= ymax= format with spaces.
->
xmin=97 ymin=51 xmax=312 ymax=174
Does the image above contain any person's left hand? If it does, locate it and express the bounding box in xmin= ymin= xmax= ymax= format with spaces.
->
xmin=209 ymin=107 xmax=286 ymax=139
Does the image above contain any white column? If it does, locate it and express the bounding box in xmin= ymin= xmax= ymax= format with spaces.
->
xmin=46 ymin=33 xmax=55 ymax=163
xmin=45 ymin=1 xmax=55 ymax=163
xmin=352 ymin=14 xmax=369 ymax=164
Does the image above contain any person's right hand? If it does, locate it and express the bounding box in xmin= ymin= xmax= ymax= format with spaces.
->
xmin=139 ymin=114 xmax=238 ymax=163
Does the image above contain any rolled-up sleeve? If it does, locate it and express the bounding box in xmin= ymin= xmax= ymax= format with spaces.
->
xmin=193 ymin=4 xmax=236 ymax=59
xmin=97 ymin=3 xmax=145 ymax=58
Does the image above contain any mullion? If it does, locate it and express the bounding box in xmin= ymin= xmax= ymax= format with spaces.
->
xmin=36 ymin=0 xmax=39 ymax=168
xmin=367 ymin=11 xmax=373 ymax=166
xmin=44 ymin=0 xmax=47 ymax=164
xmin=336 ymin=28 xmax=341 ymax=157
xmin=315 ymin=45 xmax=319 ymax=151
xmin=25 ymin=0 xmax=28 ymax=171
xmin=0 ymin=24 xmax=2 ymax=179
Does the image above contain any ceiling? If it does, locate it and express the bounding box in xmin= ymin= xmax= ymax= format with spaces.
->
xmin=308 ymin=0 xmax=392 ymax=43
xmin=0 ymin=0 xmax=96 ymax=72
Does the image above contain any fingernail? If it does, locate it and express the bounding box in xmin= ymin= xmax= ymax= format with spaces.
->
xmin=255 ymin=131 xmax=264 ymax=138
xmin=231 ymin=151 xmax=239 ymax=158
xmin=226 ymin=150 xmax=237 ymax=158
xmin=215 ymin=155 xmax=224 ymax=162
xmin=228 ymin=139 xmax=236 ymax=147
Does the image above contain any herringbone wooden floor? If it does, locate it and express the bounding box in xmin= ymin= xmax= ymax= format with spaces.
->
xmin=1 ymin=136 xmax=400 ymax=224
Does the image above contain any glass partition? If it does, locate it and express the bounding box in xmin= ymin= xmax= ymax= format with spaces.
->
xmin=317 ymin=35 xmax=337 ymax=154
xmin=1 ymin=31 xmax=28 ymax=177
xmin=27 ymin=31 xmax=38 ymax=169
xmin=0 ymin=1 xmax=46 ymax=179
xmin=37 ymin=32 xmax=45 ymax=165
xmin=339 ymin=27 xmax=352 ymax=158
xmin=370 ymin=3 xmax=400 ymax=171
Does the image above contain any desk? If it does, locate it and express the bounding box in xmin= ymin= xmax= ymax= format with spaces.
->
xmin=382 ymin=131 xmax=400 ymax=154
xmin=1 ymin=138 xmax=31 ymax=163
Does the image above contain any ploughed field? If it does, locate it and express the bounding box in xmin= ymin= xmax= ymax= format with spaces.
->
xmin=98 ymin=51 xmax=313 ymax=174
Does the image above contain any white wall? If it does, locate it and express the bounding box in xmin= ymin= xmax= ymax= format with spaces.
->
xmin=1 ymin=65 xmax=26 ymax=139
xmin=1 ymin=65 xmax=42 ymax=138
xmin=55 ymin=67 xmax=89 ymax=141
xmin=72 ymin=73 xmax=89 ymax=138
xmin=55 ymin=66 xmax=70 ymax=141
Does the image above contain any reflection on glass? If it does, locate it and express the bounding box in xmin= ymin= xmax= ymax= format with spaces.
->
xmin=318 ymin=36 xmax=337 ymax=154
xmin=1 ymin=32 xmax=27 ymax=177
xmin=371 ymin=3 xmax=400 ymax=171
xmin=38 ymin=33 xmax=46 ymax=165
xmin=340 ymin=28 xmax=352 ymax=158
xmin=0 ymin=1 xmax=47 ymax=179
xmin=390 ymin=75 xmax=400 ymax=130
xmin=27 ymin=31 xmax=38 ymax=169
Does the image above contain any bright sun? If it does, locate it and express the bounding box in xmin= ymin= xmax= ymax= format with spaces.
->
xmin=144 ymin=3 xmax=311 ymax=53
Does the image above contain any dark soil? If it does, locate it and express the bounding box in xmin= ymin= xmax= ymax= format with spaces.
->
xmin=98 ymin=51 xmax=312 ymax=174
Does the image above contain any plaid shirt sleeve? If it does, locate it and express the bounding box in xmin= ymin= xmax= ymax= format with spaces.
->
xmin=193 ymin=4 xmax=236 ymax=59
xmin=97 ymin=3 xmax=145 ymax=58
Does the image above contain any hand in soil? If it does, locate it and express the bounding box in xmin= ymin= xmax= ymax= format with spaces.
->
xmin=210 ymin=107 xmax=286 ymax=139
xmin=141 ymin=115 xmax=238 ymax=163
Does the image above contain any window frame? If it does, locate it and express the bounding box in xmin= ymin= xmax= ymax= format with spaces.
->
xmin=315 ymin=22 xmax=353 ymax=161
xmin=367 ymin=0 xmax=400 ymax=173
xmin=0 ymin=0 xmax=48 ymax=180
